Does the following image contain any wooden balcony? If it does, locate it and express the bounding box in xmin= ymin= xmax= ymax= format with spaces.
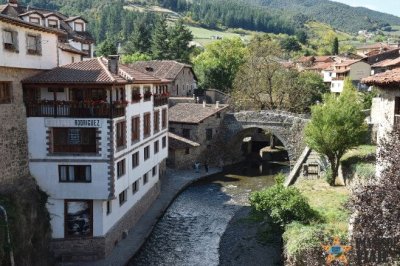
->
xmin=154 ymin=95 xmax=168 ymax=107
xmin=25 ymin=101 xmax=125 ymax=118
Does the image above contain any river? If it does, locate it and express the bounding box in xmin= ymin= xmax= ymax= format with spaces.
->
xmin=129 ymin=162 xmax=289 ymax=266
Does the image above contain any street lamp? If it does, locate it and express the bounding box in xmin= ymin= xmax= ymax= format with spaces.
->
xmin=0 ymin=205 xmax=15 ymax=266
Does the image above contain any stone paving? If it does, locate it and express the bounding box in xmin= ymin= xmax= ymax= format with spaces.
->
xmin=76 ymin=167 xmax=221 ymax=266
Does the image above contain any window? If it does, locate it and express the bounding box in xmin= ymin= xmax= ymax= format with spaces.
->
xmin=154 ymin=110 xmax=160 ymax=133
xmin=144 ymin=113 xmax=151 ymax=138
xmin=29 ymin=17 xmax=40 ymax=24
xmin=132 ymin=151 xmax=139 ymax=168
xmin=144 ymin=146 xmax=150 ymax=160
xmin=106 ymin=200 xmax=112 ymax=215
xmin=170 ymin=127 xmax=175 ymax=133
xmin=216 ymin=112 xmax=221 ymax=119
xmin=131 ymin=116 xmax=140 ymax=142
xmin=162 ymin=109 xmax=167 ymax=129
xmin=0 ymin=82 xmax=11 ymax=104
xmin=116 ymin=121 xmax=126 ymax=148
xmin=48 ymin=19 xmax=58 ymax=28
xmin=132 ymin=180 xmax=139 ymax=194
xmin=82 ymin=43 xmax=90 ymax=57
xmin=182 ymin=129 xmax=191 ymax=139
xmin=185 ymin=148 xmax=190 ymax=155
xmin=117 ymin=159 xmax=126 ymax=178
xmin=65 ymin=200 xmax=92 ymax=237
xmin=162 ymin=136 xmax=167 ymax=148
xmin=143 ymin=86 xmax=151 ymax=101
xmin=143 ymin=173 xmax=148 ymax=184
xmin=131 ymin=87 xmax=141 ymax=103
xmin=2 ymin=30 xmax=18 ymax=52
xmin=152 ymin=166 xmax=157 ymax=177
xmin=59 ymin=165 xmax=91 ymax=183
xmin=119 ymin=190 xmax=127 ymax=206
xmin=154 ymin=140 xmax=159 ymax=154
xmin=75 ymin=22 xmax=84 ymax=32
xmin=206 ymin=129 xmax=213 ymax=141
xmin=26 ymin=34 xmax=41 ymax=55
xmin=52 ymin=128 xmax=96 ymax=153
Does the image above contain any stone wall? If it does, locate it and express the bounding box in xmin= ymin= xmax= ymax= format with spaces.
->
xmin=50 ymin=182 xmax=161 ymax=262
xmin=171 ymin=67 xmax=196 ymax=97
xmin=0 ymin=67 xmax=41 ymax=184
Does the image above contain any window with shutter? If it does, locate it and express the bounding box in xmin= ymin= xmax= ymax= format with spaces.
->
xmin=26 ymin=34 xmax=41 ymax=55
xmin=3 ymin=30 xmax=18 ymax=52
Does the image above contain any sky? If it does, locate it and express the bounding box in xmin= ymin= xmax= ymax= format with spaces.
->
xmin=330 ymin=0 xmax=400 ymax=17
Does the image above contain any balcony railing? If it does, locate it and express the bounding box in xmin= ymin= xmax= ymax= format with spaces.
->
xmin=154 ymin=95 xmax=168 ymax=107
xmin=25 ymin=101 xmax=125 ymax=118
xmin=395 ymin=115 xmax=400 ymax=130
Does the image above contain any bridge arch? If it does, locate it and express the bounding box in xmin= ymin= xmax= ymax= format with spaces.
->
xmin=222 ymin=110 xmax=309 ymax=165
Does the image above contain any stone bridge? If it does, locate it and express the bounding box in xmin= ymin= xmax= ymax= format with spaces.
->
xmin=222 ymin=110 xmax=310 ymax=165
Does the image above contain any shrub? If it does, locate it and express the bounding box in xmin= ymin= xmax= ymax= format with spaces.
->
xmin=250 ymin=174 xmax=321 ymax=227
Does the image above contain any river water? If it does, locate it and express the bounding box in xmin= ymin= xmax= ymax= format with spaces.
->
xmin=129 ymin=162 xmax=289 ymax=266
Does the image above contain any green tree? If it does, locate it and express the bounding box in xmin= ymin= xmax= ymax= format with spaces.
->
xmin=168 ymin=19 xmax=193 ymax=62
xmin=124 ymin=21 xmax=152 ymax=55
xmin=193 ymin=37 xmax=248 ymax=92
xmin=97 ymin=37 xmax=117 ymax=57
xmin=305 ymin=79 xmax=368 ymax=186
xmin=332 ymin=37 xmax=339 ymax=55
xmin=280 ymin=36 xmax=302 ymax=52
xmin=151 ymin=16 xmax=170 ymax=60
xmin=121 ymin=52 xmax=152 ymax=64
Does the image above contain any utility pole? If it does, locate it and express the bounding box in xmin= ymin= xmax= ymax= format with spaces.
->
xmin=0 ymin=205 xmax=15 ymax=266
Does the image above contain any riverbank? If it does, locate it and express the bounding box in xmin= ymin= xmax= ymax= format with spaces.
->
xmin=77 ymin=167 xmax=221 ymax=266
xmin=219 ymin=206 xmax=282 ymax=266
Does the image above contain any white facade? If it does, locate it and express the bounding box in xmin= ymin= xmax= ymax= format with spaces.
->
xmin=0 ymin=20 xmax=59 ymax=69
xmin=27 ymin=84 xmax=168 ymax=239
xmin=330 ymin=61 xmax=371 ymax=93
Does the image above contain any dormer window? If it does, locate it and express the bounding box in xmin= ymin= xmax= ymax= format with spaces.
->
xmin=48 ymin=19 xmax=59 ymax=28
xmin=29 ymin=17 xmax=40 ymax=25
xmin=75 ymin=22 xmax=84 ymax=32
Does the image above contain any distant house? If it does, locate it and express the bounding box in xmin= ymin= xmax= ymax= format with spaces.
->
xmin=371 ymin=57 xmax=400 ymax=75
xmin=356 ymin=42 xmax=394 ymax=56
xmin=168 ymin=102 xmax=229 ymax=169
xmin=128 ymin=60 xmax=197 ymax=97
xmin=295 ymin=56 xmax=335 ymax=72
xmin=330 ymin=60 xmax=371 ymax=93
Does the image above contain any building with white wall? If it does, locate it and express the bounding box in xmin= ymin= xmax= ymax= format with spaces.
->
xmin=22 ymin=57 xmax=169 ymax=261
xmin=0 ymin=0 xmax=94 ymax=66
xmin=330 ymin=60 xmax=371 ymax=93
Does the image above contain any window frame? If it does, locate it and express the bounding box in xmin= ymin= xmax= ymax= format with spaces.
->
xmin=162 ymin=136 xmax=167 ymax=148
xmin=143 ymin=172 xmax=148 ymax=185
xmin=116 ymin=120 xmax=126 ymax=149
xmin=64 ymin=200 xmax=93 ymax=238
xmin=154 ymin=110 xmax=160 ymax=133
xmin=131 ymin=116 xmax=140 ymax=143
xmin=75 ymin=22 xmax=84 ymax=32
xmin=132 ymin=180 xmax=139 ymax=194
xmin=144 ymin=145 xmax=150 ymax=161
xmin=29 ymin=16 xmax=41 ymax=25
xmin=143 ymin=112 xmax=151 ymax=138
xmin=154 ymin=140 xmax=159 ymax=154
xmin=119 ymin=190 xmax=127 ymax=206
xmin=162 ymin=108 xmax=167 ymax=129
xmin=59 ymin=165 xmax=92 ymax=183
xmin=106 ymin=200 xmax=112 ymax=215
xmin=0 ymin=82 xmax=12 ymax=104
xmin=47 ymin=18 xmax=59 ymax=28
xmin=117 ymin=159 xmax=126 ymax=178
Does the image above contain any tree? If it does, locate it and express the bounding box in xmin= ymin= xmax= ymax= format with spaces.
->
xmin=280 ymin=36 xmax=302 ymax=52
xmin=295 ymin=30 xmax=308 ymax=45
xmin=332 ymin=37 xmax=339 ymax=55
xmin=349 ymin=130 xmax=400 ymax=263
xmin=97 ymin=37 xmax=118 ymax=57
xmin=231 ymin=36 xmax=325 ymax=112
xmin=168 ymin=19 xmax=193 ymax=62
xmin=151 ymin=16 xmax=170 ymax=60
xmin=193 ymin=37 xmax=247 ymax=92
xmin=121 ymin=53 xmax=152 ymax=64
xmin=124 ymin=21 xmax=152 ymax=55
xmin=305 ymin=79 xmax=368 ymax=185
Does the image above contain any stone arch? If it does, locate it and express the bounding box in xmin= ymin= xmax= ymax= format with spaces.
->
xmin=222 ymin=111 xmax=309 ymax=165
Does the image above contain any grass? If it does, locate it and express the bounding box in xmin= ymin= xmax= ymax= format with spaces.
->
xmin=306 ymin=21 xmax=352 ymax=42
xmin=341 ymin=145 xmax=376 ymax=162
xmin=187 ymin=25 xmax=253 ymax=46
xmin=283 ymin=178 xmax=350 ymax=258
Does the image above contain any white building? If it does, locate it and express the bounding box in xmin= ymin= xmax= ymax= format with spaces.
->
xmin=22 ymin=57 xmax=169 ymax=261
xmin=0 ymin=0 xmax=94 ymax=67
xmin=330 ymin=60 xmax=371 ymax=93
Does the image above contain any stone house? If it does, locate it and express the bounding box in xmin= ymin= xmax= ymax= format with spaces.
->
xmin=168 ymin=102 xmax=229 ymax=169
xmin=21 ymin=57 xmax=169 ymax=261
xmin=128 ymin=60 xmax=197 ymax=97
xmin=0 ymin=0 xmax=94 ymax=185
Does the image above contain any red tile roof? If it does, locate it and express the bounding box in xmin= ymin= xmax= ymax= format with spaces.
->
xmin=128 ymin=60 xmax=195 ymax=81
xmin=372 ymin=57 xmax=400 ymax=68
xmin=57 ymin=42 xmax=87 ymax=56
xmin=169 ymin=103 xmax=229 ymax=124
xmin=22 ymin=58 xmax=161 ymax=85
xmin=363 ymin=68 xmax=400 ymax=86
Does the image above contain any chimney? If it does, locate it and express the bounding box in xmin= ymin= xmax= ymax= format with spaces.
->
xmin=203 ymin=100 xmax=206 ymax=108
xmin=216 ymin=101 xmax=220 ymax=109
xmin=108 ymin=55 xmax=119 ymax=75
